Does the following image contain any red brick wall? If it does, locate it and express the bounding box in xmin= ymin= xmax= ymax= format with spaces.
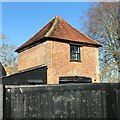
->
xmin=18 ymin=41 xmax=52 ymax=71
xmin=48 ymin=41 xmax=99 ymax=84
xmin=18 ymin=40 xmax=100 ymax=84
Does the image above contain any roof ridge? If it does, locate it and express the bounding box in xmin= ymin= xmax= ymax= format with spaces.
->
xmin=78 ymin=30 xmax=101 ymax=45
xmin=16 ymin=16 xmax=101 ymax=52
xmin=15 ymin=17 xmax=56 ymax=52
xmin=27 ymin=17 xmax=54 ymax=41
xmin=63 ymin=19 xmax=101 ymax=45
xmin=45 ymin=16 xmax=58 ymax=37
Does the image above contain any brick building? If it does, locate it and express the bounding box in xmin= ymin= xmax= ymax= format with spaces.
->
xmin=15 ymin=16 xmax=101 ymax=84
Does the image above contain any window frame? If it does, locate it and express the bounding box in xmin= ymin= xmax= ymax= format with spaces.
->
xmin=70 ymin=44 xmax=81 ymax=62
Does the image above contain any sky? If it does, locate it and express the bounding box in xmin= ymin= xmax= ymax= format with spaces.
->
xmin=2 ymin=2 xmax=93 ymax=48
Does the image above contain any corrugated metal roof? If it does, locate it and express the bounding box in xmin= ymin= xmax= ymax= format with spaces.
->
xmin=15 ymin=16 xmax=101 ymax=52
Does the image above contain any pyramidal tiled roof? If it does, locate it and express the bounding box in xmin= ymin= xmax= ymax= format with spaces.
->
xmin=15 ymin=16 xmax=101 ymax=52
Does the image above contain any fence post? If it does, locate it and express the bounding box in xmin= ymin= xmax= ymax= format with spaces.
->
xmin=3 ymin=86 xmax=11 ymax=119
xmin=106 ymin=84 xmax=119 ymax=119
xmin=0 ymin=83 xmax=3 ymax=119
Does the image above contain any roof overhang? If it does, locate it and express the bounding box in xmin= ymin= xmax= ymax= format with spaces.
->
xmin=15 ymin=37 xmax=101 ymax=53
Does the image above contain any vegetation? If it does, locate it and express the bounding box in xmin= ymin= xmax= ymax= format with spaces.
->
xmin=0 ymin=33 xmax=18 ymax=75
xmin=80 ymin=2 xmax=120 ymax=82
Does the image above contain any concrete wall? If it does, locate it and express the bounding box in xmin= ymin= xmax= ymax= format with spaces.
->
xmin=18 ymin=40 xmax=100 ymax=84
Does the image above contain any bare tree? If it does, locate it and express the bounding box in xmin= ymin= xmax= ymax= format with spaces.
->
xmin=0 ymin=33 xmax=18 ymax=75
xmin=80 ymin=2 xmax=120 ymax=82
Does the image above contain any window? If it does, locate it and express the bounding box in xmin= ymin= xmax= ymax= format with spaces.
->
xmin=70 ymin=45 xmax=80 ymax=62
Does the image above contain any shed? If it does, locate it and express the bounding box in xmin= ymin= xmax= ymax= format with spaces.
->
xmin=2 ymin=64 xmax=47 ymax=85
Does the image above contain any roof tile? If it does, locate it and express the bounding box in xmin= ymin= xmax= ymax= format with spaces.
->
xmin=16 ymin=16 xmax=101 ymax=52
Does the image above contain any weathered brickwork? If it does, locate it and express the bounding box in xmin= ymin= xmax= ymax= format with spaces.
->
xmin=18 ymin=41 xmax=52 ymax=71
xmin=50 ymin=41 xmax=99 ymax=84
xmin=18 ymin=40 xmax=100 ymax=84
